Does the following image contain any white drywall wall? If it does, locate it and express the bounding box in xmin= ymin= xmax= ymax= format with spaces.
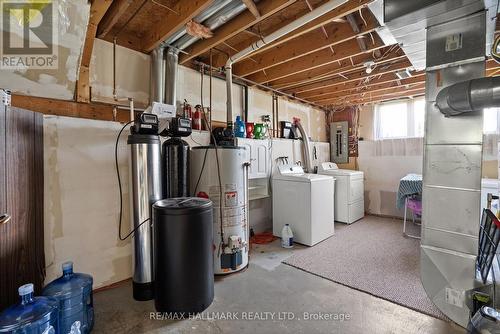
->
xmin=0 ymin=1 xmax=89 ymax=100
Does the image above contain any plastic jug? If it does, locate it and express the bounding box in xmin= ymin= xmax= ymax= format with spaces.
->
xmin=42 ymin=262 xmax=94 ymax=334
xmin=234 ymin=116 xmax=246 ymax=138
xmin=253 ymin=123 xmax=264 ymax=139
xmin=0 ymin=283 xmax=59 ymax=333
xmin=281 ymin=224 xmax=294 ymax=248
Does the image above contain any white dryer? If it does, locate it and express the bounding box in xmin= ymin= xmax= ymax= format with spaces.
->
xmin=318 ymin=162 xmax=364 ymax=224
xmin=272 ymin=164 xmax=334 ymax=246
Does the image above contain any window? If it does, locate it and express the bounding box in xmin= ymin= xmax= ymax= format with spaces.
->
xmin=374 ymin=100 xmax=499 ymax=140
xmin=483 ymin=108 xmax=499 ymax=134
xmin=374 ymin=97 xmax=425 ymax=140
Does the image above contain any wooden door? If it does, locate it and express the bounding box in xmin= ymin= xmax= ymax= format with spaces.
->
xmin=0 ymin=106 xmax=44 ymax=310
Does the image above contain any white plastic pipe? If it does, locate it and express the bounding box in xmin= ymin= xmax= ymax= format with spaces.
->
xmin=225 ymin=0 xmax=348 ymax=123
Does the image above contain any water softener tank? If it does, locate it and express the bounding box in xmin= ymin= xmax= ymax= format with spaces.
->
xmin=0 ymin=284 xmax=59 ymax=333
xmin=42 ymin=262 xmax=94 ymax=333
xmin=153 ymin=198 xmax=214 ymax=313
xmin=128 ymin=133 xmax=162 ymax=301
xmin=162 ymin=137 xmax=190 ymax=198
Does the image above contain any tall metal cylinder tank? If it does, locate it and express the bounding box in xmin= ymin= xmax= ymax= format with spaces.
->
xmin=128 ymin=134 xmax=162 ymax=300
xmin=162 ymin=138 xmax=190 ymax=198
xmin=190 ymin=146 xmax=249 ymax=274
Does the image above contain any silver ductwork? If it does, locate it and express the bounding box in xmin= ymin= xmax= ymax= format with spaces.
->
xmin=163 ymin=0 xmax=234 ymax=46
xmin=174 ymin=0 xmax=247 ymax=50
xmin=383 ymin=0 xmax=498 ymax=327
xmin=225 ymin=0 xmax=348 ymax=124
xmin=295 ymin=120 xmax=313 ymax=173
xmin=436 ymin=77 xmax=500 ymax=116
xmin=369 ymin=0 xmax=497 ymax=70
xmin=165 ymin=48 xmax=179 ymax=106
xmin=151 ymin=47 xmax=165 ymax=104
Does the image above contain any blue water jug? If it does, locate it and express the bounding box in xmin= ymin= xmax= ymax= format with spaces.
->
xmin=42 ymin=262 xmax=94 ymax=334
xmin=234 ymin=116 xmax=246 ymax=138
xmin=0 ymin=283 xmax=59 ymax=333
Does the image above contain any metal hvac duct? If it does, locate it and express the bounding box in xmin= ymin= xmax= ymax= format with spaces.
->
xmin=163 ymin=0 xmax=234 ymax=46
xmin=174 ymin=0 xmax=247 ymax=50
xmin=165 ymin=48 xmax=179 ymax=106
xmin=436 ymin=76 xmax=500 ymax=117
xmin=382 ymin=0 xmax=497 ymax=327
xmin=294 ymin=119 xmax=313 ymax=173
xmin=151 ymin=47 xmax=165 ymax=103
xmin=224 ymin=0 xmax=348 ymax=125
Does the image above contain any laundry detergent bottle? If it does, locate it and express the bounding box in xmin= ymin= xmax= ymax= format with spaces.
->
xmin=234 ymin=116 xmax=246 ymax=138
xmin=42 ymin=262 xmax=94 ymax=334
xmin=281 ymin=224 xmax=294 ymax=248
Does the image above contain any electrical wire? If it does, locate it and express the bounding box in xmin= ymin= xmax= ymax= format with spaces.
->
xmin=115 ymin=120 xmax=153 ymax=241
xmin=199 ymin=63 xmax=225 ymax=256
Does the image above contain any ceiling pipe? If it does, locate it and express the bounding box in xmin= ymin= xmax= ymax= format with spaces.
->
xmin=165 ymin=47 xmax=179 ymax=106
xmin=174 ymin=0 xmax=247 ymax=50
xmin=436 ymin=76 xmax=500 ymax=117
xmin=163 ymin=0 xmax=234 ymax=46
xmin=150 ymin=47 xmax=165 ymax=103
xmin=225 ymin=0 xmax=348 ymax=125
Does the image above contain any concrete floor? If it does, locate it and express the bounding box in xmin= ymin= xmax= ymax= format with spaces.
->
xmin=93 ymin=241 xmax=465 ymax=334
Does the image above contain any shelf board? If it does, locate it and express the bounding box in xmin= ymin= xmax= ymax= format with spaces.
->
xmin=249 ymin=194 xmax=270 ymax=201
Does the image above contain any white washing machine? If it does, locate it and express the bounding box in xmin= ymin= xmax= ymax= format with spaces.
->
xmin=318 ymin=162 xmax=364 ymax=224
xmin=272 ymin=164 xmax=334 ymax=246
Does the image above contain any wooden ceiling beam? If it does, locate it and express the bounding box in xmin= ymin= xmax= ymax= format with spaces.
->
xmin=211 ymin=0 xmax=374 ymax=68
xmin=294 ymin=71 xmax=424 ymax=101
xmin=317 ymin=61 xmax=500 ymax=107
xmin=246 ymin=34 xmax=386 ymax=84
xmin=318 ymin=82 xmax=425 ymax=105
xmin=233 ymin=10 xmax=379 ymax=77
xmin=242 ymin=0 xmax=260 ymax=18
xmin=179 ymin=0 xmax=297 ymax=65
xmin=296 ymin=59 xmax=413 ymax=98
xmin=273 ymin=45 xmax=404 ymax=90
xmin=324 ymin=88 xmax=426 ymax=107
xmin=142 ymin=0 xmax=214 ymax=53
xmin=76 ymin=0 xmax=113 ymax=103
xmin=97 ymin=0 xmax=134 ymax=38
xmin=310 ymin=75 xmax=425 ymax=103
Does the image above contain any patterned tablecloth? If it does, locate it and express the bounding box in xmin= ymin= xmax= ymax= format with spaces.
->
xmin=397 ymin=174 xmax=423 ymax=209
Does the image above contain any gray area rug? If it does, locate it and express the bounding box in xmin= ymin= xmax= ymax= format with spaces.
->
xmin=283 ymin=215 xmax=446 ymax=320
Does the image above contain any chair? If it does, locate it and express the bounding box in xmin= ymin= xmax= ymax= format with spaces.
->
xmin=403 ymin=196 xmax=422 ymax=239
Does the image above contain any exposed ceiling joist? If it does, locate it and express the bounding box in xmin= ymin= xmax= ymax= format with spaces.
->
xmin=77 ymin=0 xmax=114 ymax=103
xmin=310 ymin=72 xmax=425 ymax=101
xmin=233 ymin=10 xmax=379 ymax=77
xmin=142 ymin=0 xmax=214 ymax=53
xmin=179 ymin=0 xmax=297 ymax=64
xmin=97 ymin=0 xmax=134 ymax=38
xmin=242 ymin=0 xmax=260 ymax=18
xmin=211 ymin=0 xmax=373 ymax=68
xmin=246 ymin=35 xmax=386 ymax=84
xmin=326 ymin=88 xmax=426 ymax=107
xmin=324 ymin=61 xmax=500 ymax=107
xmin=319 ymin=82 xmax=425 ymax=105
xmin=273 ymin=46 xmax=404 ymax=90
xmin=311 ymin=75 xmax=425 ymax=103
xmin=296 ymin=59 xmax=413 ymax=98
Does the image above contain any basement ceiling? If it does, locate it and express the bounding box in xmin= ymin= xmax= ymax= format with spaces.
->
xmin=96 ymin=0 xmax=500 ymax=109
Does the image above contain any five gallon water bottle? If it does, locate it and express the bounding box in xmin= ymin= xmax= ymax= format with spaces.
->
xmin=0 ymin=283 xmax=59 ymax=333
xmin=42 ymin=262 xmax=94 ymax=334
xmin=281 ymin=224 xmax=294 ymax=248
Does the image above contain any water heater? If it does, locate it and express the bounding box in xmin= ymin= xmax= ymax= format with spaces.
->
xmin=190 ymin=146 xmax=249 ymax=274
